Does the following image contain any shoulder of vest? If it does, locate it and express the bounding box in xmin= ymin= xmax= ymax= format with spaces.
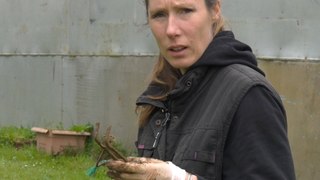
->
xmin=223 ymin=64 xmax=267 ymax=86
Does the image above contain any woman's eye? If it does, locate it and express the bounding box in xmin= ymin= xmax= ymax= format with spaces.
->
xmin=151 ymin=12 xmax=166 ymax=19
xmin=180 ymin=8 xmax=193 ymax=14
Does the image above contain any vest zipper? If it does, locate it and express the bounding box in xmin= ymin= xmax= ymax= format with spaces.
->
xmin=152 ymin=110 xmax=171 ymax=148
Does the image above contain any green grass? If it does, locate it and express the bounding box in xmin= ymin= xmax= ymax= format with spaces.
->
xmin=0 ymin=126 xmax=113 ymax=180
xmin=0 ymin=144 xmax=109 ymax=180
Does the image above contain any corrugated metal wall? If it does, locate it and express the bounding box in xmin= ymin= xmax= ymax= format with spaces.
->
xmin=0 ymin=0 xmax=156 ymax=56
xmin=1 ymin=0 xmax=319 ymax=58
xmin=0 ymin=0 xmax=319 ymax=179
xmin=0 ymin=0 xmax=158 ymax=147
xmin=223 ymin=0 xmax=320 ymax=60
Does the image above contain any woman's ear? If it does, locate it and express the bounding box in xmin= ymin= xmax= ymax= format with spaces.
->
xmin=211 ymin=0 xmax=221 ymax=20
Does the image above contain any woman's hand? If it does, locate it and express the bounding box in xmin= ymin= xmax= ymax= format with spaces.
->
xmin=106 ymin=157 xmax=190 ymax=180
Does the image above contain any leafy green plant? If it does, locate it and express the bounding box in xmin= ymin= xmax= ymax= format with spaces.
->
xmin=69 ymin=123 xmax=94 ymax=133
xmin=0 ymin=126 xmax=35 ymax=146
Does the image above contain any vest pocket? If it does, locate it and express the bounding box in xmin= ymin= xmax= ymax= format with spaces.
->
xmin=182 ymin=150 xmax=215 ymax=164
xmin=180 ymin=128 xmax=217 ymax=164
xmin=178 ymin=128 xmax=218 ymax=178
xmin=180 ymin=149 xmax=216 ymax=178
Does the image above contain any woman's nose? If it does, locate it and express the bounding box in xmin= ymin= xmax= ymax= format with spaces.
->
xmin=166 ymin=15 xmax=180 ymax=38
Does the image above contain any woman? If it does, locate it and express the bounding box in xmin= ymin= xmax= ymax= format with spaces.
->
xmin=106 ymin=0 xmax=296 ymax=179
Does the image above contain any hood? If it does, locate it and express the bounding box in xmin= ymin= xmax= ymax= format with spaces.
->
xmin=137 ymin=31 xmax=264 ymax=107
xmin=190 ymin=31 xmax=264 ymax=75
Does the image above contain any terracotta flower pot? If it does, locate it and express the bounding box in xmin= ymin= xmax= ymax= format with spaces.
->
xmin=31 ymin=127 xmax=91 ymax=155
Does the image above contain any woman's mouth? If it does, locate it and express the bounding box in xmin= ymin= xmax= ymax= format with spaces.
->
xmin=168 ymin=46 xmax=187 ymax=57
xmin=170 ymin=47 xmax=186 ymax=52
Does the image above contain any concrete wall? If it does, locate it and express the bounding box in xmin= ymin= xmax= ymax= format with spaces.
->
xmin=259 ymin=59 xmax=320 ymax=179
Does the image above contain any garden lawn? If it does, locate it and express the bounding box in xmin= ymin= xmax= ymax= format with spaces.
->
xmin=0 ymin=145 xmax=109 ymax=180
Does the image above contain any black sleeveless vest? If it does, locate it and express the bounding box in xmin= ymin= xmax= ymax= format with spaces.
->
xmin=136 ymin=64 xmax=284 ymax=180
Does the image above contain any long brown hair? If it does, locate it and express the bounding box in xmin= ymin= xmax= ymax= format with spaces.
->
xmin=137 ymin=0 xmax=225 ymax=126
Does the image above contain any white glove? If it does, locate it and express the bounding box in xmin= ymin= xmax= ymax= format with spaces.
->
xmin=106 ymin=157 xmax=190 ymax=180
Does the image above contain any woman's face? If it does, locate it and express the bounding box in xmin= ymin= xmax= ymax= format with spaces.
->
xmin=147 ymin=0 xmax=220 ymax=73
